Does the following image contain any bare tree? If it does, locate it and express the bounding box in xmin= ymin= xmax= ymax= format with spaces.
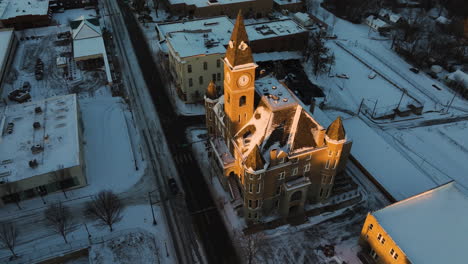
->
xmin=86 ymin=191 xmax=123 ymax=232
xmin=309 ymin=32 xmax=335 ymax=76
xmin=234 ymin=231 xmax=266 ymax=264
xmin=0 ymin=221 xmax=18 ymax=259
xmin=44 ymin=202 xmax=71 ymax=243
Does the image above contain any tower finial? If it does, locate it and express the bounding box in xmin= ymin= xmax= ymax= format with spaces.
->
xmin=206 ymin=80 xmax=218 ymax=99
xmin=225 ymin=9 xmax=253 ymax=67
xmin=326 ymin=116 xmax=346 ymax=141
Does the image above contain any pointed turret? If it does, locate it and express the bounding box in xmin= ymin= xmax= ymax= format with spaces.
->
xmin=245 ymin=145 xmax=265 ymax=171
xmin=326 ymin=116 xmax=346 ymax=141
xmin=225 ymin=10 xmax=254 ymax=67
xmin=206 ymin=80 xmax=218 ymax=100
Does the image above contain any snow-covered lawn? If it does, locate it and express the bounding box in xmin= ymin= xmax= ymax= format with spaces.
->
xmin=305 ymin=1 xmax=468 ymax=202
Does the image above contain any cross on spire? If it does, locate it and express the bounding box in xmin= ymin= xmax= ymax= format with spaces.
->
xmin=225 ymin=10 xmax=254 ymax=67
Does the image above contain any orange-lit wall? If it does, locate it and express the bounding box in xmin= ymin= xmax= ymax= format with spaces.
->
xmin=359 ymin=213 xmax=411 ymax=264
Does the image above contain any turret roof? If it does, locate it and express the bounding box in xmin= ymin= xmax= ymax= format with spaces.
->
xmin=206 ymin=80 xmax=218 ymax=99
xmin=225 ymin=10 xmax=254 ymax=67
xmin=326 ymin=116 xmax=346 ymax=141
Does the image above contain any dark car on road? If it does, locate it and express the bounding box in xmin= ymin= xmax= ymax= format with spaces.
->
xmin=168 ymin=178 xmax=179 ymax=195
xmin=409 ymin=67 xmax=420 ymax=73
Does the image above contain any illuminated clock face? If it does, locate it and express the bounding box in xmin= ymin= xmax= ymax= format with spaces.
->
xmin=237 ymin=74 xmax=250 ymax=87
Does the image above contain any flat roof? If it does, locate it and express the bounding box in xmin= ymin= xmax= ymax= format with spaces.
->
xmin=274 ymin=0 xmax=302 ymax=5
xmin=256 ymin=77 xmax=298 ymax=110
xmin=159 ymin=17 xmax=305 ymax=58
xmin=373 ymin=182 xmax=468 ymax=264
xmin=73 ymin=37 xmax=106 ymax=59
xmin=0 ymin=94 xmax=81 ymax=183
xmin=0 ymin=28 xmax=14 ymax=71
xmin=0 ymin=0 xmax=50 ymax=20
xmin=245 ymin=19 xmax=307 ymax=40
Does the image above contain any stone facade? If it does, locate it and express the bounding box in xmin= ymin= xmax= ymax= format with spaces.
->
xmin=204 ymin=11 xmax=352 ymax=224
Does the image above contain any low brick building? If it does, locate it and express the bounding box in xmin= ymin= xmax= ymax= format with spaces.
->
xmin=0 ymin=0 xmax=52 ymax=30
xmin=359 ymin=181 xmax=468 ymax=264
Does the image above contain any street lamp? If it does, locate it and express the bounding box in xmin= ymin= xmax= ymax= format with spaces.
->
xmin=148 ymin=192 xmax=157 ymax=225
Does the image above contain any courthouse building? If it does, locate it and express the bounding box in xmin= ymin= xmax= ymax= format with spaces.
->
xmin=204 ymin=11 xmax=352 ymax=223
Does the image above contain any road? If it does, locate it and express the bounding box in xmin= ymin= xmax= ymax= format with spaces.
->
xmin=100 ymin=0 xmax=196 ymax=263
xmin=106 ymin=0 xmax=240 ymax=263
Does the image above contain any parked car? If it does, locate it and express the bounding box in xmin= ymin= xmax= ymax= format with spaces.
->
xmin=168 ymin=178 xmax=179 ymax=195
xmin=409 ymin=67 xmax=420 ymax=73
xmin=427 ymin=71 xmax=438 ymax=79
xmin=336 ymin=73 xmax=350 ymax=79
xmin=432 ymin=84 xmax=442 ymax=91
xmin=8 ymin=90 xmax=31 ymax=103
xmin=368 ymin=71 xmax=377 ymax=79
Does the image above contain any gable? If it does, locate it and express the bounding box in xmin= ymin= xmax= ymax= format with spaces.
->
xmin=74 ymin=22 xmax=101 ymax=40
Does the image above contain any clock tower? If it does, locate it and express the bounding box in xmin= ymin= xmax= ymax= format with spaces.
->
xmin=224 ymin=10 xmax=257 ymax=140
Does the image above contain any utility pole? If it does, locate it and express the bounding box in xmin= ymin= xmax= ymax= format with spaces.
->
xmin=148 ymin=192 xmax=157 ymax=225
xmin=357 ymin=98 xmax=364 ymax=115
xmin=396 ymin=89 xmax=406 ymax=110
xmin=372 ymin=99 xmax=378 ymax=118
xmin=446 ymin=87 xmax=458 ymax=113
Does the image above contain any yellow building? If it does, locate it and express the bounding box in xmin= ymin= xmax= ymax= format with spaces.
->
xmin=204 ymin=11 xmax=352 ymax=223
xmin=359 ymin=181 xmax=468 ymax=264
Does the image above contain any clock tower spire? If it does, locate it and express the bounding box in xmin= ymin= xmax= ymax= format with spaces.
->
xmin=224 ymin=10 xmax=257 ymax=139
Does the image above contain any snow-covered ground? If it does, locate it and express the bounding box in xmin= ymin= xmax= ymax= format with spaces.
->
xmin=0 ymin=10 xmax=174 ymax=263
xmin=304 ymin=1 xmax=468 ymax=202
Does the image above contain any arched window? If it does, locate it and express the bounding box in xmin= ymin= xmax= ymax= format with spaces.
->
xmin=290 ymin=191 xmax=302 ymax=202
xmin=239 ymin=96 xmax=246 ymax=107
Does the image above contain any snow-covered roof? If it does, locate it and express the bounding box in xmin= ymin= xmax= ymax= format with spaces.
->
xmin=73 ymin=36 xmax=106 ymax=59
xmin=160 ymin=17 xmax=305 ymax=58
xmin=231 ymin=76 xmax=326 ymax=171
xmin=0 ymin=0 xmax=50 ymax=20
xmin=0 ymin=28 xmax=14 ymax=71
xmin=167 ymin=0 xmax=253 ymax=8
xmin=253 ymin=51 xmax=302 ymax=62
xmin=373 ymin=182 xmax=468 ymax=264
xmin=245 ymin=19 xmax=307 ymax=41
xmin=72 ymin=19 xmax=101 ymax=40
xmin=293 ymin=12 xmax=312 ymax=23
xmin=167 ymin=31 xmax=226 ymax=58
xmin=0 ymin=94 xmax=81 ymax=183
xmin=366 ymin=16 xmax=389 ymax=28
xmin=210 ymin=137 xmax=235 ymax=168
xmin=72 ymin=18 xmax=105 ymax=59
xmin=435 ymin=16 xmax=450 ymax=25
xmin=157 ymin=16 xmax=234 ymax=42
xmin=447 ymin=70 xmax=468 ymax=88
xmin=274 ymin=0 xmax=303 ymax=5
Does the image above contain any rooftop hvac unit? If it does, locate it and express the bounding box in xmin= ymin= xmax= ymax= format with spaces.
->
xmin=35 ymin=107 xmax=43 ymax=114
xmin=29 ymin=159 xmax=38 ymax=168
xmin=33 ymin=122 xmax=41 ymax=129
xmin=31 ymin=144 xmax=44 ymax=154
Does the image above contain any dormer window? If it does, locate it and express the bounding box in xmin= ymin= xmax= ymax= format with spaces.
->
xmin=238 ymin=41 xmax=248 ymax=51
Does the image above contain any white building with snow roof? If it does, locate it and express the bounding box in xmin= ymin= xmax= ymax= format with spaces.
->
xmin=0 ymin=94 xmax=87 ymax=206
xmin=359 ymin=181 xmax=468 ymax=264
xmin=71 ymin=16 xmax=112 ymax=84
xmin=156 ymin=16 xmax=308 ymax=103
